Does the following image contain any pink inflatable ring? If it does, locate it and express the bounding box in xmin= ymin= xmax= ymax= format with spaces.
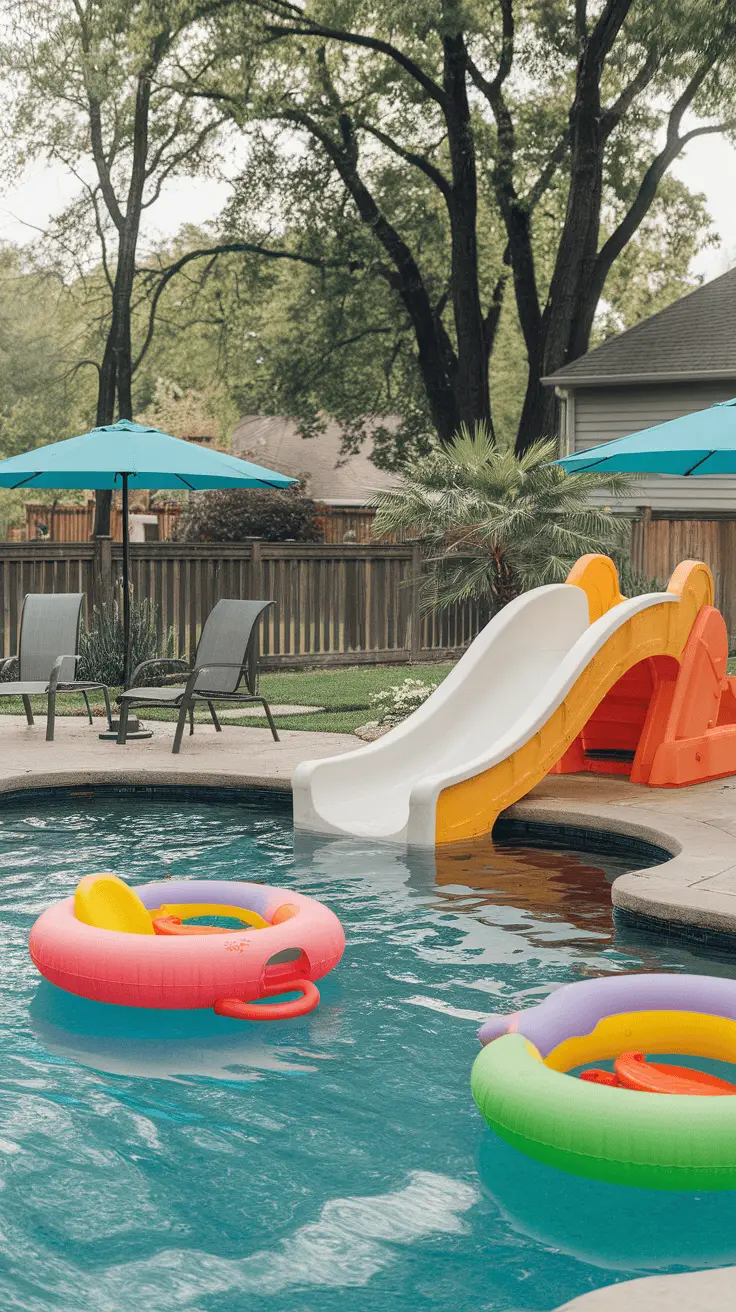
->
xmin=29 ymin=878 xmax=345 ymax=1019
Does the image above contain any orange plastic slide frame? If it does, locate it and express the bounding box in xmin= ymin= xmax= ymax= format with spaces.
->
xmin=435 ymin=554 xmax=728 ymax=846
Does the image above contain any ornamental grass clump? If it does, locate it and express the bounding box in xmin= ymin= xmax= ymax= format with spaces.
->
xmin=78 ymin=596 xmax=175 ymax=687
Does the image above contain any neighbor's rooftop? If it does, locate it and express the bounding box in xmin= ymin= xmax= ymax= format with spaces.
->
xmin=544 ymin=265 xmax=736 ymax=388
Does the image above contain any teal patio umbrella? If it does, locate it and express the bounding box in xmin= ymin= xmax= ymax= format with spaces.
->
xmin=557 ymin=397 xmax=736 ymax=476
xmin=0 ymin=419 xmax=294 ymax=689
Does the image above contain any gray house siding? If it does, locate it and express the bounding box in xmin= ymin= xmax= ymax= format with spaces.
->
xmin=560 ymin=381 xmax=736 ymax=511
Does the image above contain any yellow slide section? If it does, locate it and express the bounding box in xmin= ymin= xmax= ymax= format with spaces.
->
xmin=435 ymin=556 xmax=713 ymax=845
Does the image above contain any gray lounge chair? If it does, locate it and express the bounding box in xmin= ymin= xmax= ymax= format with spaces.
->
xmin=0 ymin=593 xmax=112 ymax=741
xmin=116 ymin=598 xmax=278 ymax=753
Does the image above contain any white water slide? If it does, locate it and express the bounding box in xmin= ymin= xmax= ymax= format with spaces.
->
xmin=292 ymin=580 xmax=680 ymax=848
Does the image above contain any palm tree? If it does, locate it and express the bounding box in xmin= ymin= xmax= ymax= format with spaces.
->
xmin=372 ymin=424 xmax=634 ymax=612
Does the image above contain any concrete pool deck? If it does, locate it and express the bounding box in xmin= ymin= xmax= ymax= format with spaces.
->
xmin=1 ymin=714 xmax=736 ymax=942
xmin=555 ymin=1265 xmax=736 ymax=1310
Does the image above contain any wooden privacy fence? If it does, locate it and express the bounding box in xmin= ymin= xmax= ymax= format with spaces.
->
xmin=0 ymin=540 xmax=484 ymax=668
xmin=19 ymin=500 xmax=402 ymax=545
xmin=4 ymin=511 xmax=734 ymax=669
xmin=630 ymin=510 xmax=736 ymax=642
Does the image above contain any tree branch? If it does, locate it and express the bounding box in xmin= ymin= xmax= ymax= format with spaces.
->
xmin=261 ymin=20 xmax=446 ymax=106
xmin=600 ymin=49 xmax=660 ymax=137
xmin=358 ymin=121 xmax=451 ymax=199
xmin=134 ymin=240 xmax=362 ymax=371
xmin=589 ymin=62 xmax=726 ymax=318
xmin=524 ymin=129 xmax=570 ymax=211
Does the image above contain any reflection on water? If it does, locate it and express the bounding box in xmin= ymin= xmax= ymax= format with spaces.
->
xmin=433 ymin=838 xmax=637 ymax=943
xmin=477 ymin=1132 xmax=736 ymax=1273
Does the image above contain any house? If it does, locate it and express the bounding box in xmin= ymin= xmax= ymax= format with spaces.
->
xmin=231 ymin=416 xmax=397 ymax=505
xmin=231 ymin=416 xmax=401 ymax=541
xmin=543 ymin=266 xmax=736 ymax=511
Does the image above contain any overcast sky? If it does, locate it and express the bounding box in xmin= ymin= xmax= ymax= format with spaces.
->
xmin=1 ymin=129 xmax=734 ymax=281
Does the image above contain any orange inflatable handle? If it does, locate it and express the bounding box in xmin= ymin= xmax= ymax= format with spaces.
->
xmin=579 ymin=1069 xmax=620 ymax=1087
xmin=152 ymin=915 xmax=229 ymax=936
xmin=614 ymin=1051 xmax=736 ymax=1096
xmin=214 ymin=978 xmax=320 ymax=1021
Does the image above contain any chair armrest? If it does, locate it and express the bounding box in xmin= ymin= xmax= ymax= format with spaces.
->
xmin=129 ymin=657 xmax=190 ymax=688
xmin=47 ymin=655 xmax=80 ymax=694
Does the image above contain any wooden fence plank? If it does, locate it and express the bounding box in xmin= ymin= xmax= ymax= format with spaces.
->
xmin=0 ymin=539 xmax=488 ymax=665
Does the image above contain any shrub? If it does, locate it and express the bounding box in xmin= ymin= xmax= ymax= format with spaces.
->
xmin=77 ymin=597 xmax=175 ymax=686
xmin=372 ymin=424 xmax=633 ymax=613
xmin=172 ymin=486 xmax=322 ymax=543
xmin=365 ymin=678 xmax=436 ymax=729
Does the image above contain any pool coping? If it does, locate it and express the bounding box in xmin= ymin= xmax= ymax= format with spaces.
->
xmin=2 ymin=760 xmax=736 ymax=949
xmin=504 ymin=786 xmax=736 ymax=949
xmin=554 ymin=1265 xmax=736 ymax=1310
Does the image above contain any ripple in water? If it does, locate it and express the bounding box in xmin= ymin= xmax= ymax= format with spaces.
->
xmin=1 ymin=792 xmax=735 ymax=1312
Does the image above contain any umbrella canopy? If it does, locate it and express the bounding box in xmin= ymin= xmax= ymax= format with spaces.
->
xmin=0 ymin=419 xmax=294 ymax=490
xmin=0 ymin=419 xmax=295 ymax=701
xmin=557 ymin=397 xmax=736 ymax=476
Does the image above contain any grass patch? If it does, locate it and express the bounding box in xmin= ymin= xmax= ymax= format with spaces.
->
xmin=0 ymin=664 xmax=455 ymax=734
xmin=258 ymin=664 xmax=453 ymax=710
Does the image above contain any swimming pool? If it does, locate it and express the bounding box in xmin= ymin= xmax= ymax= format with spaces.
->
xmin=2 ymin=790 xmax=736 ymax=1312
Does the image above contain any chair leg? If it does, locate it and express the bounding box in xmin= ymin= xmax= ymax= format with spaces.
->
xmin=208 ymin=701 xmax=222 ymax=732
xmin=82 ymin=691 xmax=93 ymax=725
xmin=261 ymin=699 xmax=280 ymax=742
xmin=101 ymin=686 xmax=113 ymax=731
xmin=46 ymin=693 xmax=56 ymax=742
xmin=21 ymin=695 xmax=34 ymax=727
xmin=116 ymin=700 xmax=131 ymax=745
xmin=189 ymin=706 xmax=195 ymax=736
xmin=173 ymin=701 xmax=189 ymax=754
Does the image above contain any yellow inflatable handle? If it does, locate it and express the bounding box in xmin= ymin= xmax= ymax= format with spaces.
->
xmin=74 ymin=873 xmax=154 ymax=935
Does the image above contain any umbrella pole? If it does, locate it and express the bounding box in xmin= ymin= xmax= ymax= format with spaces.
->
xmin=122 ymin=473 xmax=132 ymax=689
xmin=103 ymin=472 xmax=151 ymax=740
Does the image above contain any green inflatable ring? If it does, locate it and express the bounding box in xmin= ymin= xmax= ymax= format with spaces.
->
xmin=472 ymin=1034 xmax=736 ymax=1191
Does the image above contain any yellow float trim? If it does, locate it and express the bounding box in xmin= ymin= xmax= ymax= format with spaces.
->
xmin=435 ymin=558 xmax=715 ymax=845
xmin=544 ymin=1009 xmax=736 ymax=1073
xmin=148 ymin=902 xmax=269 ymax=929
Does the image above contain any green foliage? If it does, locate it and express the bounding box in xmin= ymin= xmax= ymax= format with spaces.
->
xmin=373 ymin=424 xmax=633 ymax=612
xmin=616 ymin=557 xmax=667 ymax=598
xmin=78 ymin=597 xmax=174 ymax=686
xmin=0 ymin=0 xmax=733 ymax=472
xmin=172 ymin=487 xmax=322 ymax=543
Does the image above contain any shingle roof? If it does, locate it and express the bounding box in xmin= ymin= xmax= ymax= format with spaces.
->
xmin=544 ymin=266 xmax=736 ymax=387
xmin=230 ymin=416 xmax=397 ymax=504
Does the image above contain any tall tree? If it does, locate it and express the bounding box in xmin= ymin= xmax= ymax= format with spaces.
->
xmin=0 ymin=0 xmax=227 ymax=530
xmin=192 ymin=0 xmax=736 ymax=452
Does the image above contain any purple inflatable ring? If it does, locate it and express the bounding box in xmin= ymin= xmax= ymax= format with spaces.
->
xmin=478 ymin=973 xmax=736 ymax=1055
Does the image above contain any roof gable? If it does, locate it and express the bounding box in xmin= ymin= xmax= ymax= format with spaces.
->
xmin=544 ymin=266 xmax=736 ymax=387
xmin=230 ymin=416 xmax=397 ymax=503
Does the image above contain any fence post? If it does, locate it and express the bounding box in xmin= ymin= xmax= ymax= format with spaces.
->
xmin=408 ymin=541 xmax=422 ymax=663
xmin=248 ymin=538 xmax=263 ymax=597
xmin=633 ymin=505 xmax=652 ymax=575
xmin=92 ymin=535 xmax=113 ymax=612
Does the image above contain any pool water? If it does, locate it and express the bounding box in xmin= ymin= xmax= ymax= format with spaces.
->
xmin=3 ymin=792 xmax=736 ymax=1312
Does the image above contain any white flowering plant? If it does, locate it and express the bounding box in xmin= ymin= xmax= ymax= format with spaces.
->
xmin=366 ymin=678 xmax=436 ymax=729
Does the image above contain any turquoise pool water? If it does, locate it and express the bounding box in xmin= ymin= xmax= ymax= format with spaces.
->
xmin=3 ymin=790 xmax=736 ymax=1312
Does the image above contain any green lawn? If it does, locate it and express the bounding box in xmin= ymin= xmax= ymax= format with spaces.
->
xmin=0 ymin=664 xmax=454 ymax=735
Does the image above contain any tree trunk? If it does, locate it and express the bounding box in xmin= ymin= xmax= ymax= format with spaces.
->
xmin=92 ymin=327 xmax=117 ymax=537
xmin=443 ymin=29 xmax=490 ymax=432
